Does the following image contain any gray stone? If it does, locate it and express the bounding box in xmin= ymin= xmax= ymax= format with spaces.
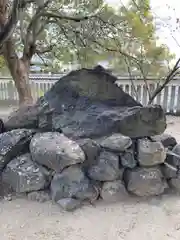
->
xmin=0 ymin=180 xmax=13 ymax=199
xmin=120 ymin=148 xmax=137 ymax=169
xmin=77 ymin=138 xmax=101 ymax=171
xmin=50 ymin=165 xmax=98 ymax=202
xmin=0 ymin=129 xmax=35 ymax=172
xmin=27 ymin=190 xmax=51 ymax=202
xmin=100 ymin=180 xmax=128 ymax=202
xmin=51 ymin=105 xmax=166 ymax=139
xmin=168 ymin=174 xmax=180 ymax=191
xmin=2 ymin=153 xmax=50 ymax=193
xmin=125 ymin=167 xmax=168 ymax=197
xmin=5 ymin=67 xmax=166 ymax=138
xmin=57 ymin=198 xmax=82 ymax=211
xmin=151 ymin=133 xmax=177 ymax=149
xmin=30 ymin=132 xmax=85 ymax=172
xmin=166 ymin=144 xmax=180 ymax=168
xmin=100 ymin=133 xmax=132 ymax=152
xmin=4 ymin=99 xmax=54 ymax=131
xmin=88 ymin=151 xmax=122 ymax=181
xmin=161 ymin=163 xmax=177 ymax=179
xmin=5 ymin=104 xmax=40 ymax=131
xmin=138 ymin=139 xmax=166 ymax=167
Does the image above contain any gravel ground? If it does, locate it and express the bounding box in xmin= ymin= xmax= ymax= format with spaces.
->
xmin=0 ymin=114 xmax=180 ymax=240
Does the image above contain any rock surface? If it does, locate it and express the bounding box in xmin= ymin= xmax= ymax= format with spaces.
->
xmin=2 ymin=153 xmax=50 ymax=193
xmin=166 ymin=144 xmax=180 ymax=168
xmin=100 ymin=134 xmax=132 ymax=152
xmin=161 ymin=163 xmax=177 ymax=179
xmin=30 ymin=132 xmax=85 ymax=172
xmin=57 ymin=198 xmax=82 ymax=211
xmin=138 ymin=139 xmax=166 ymax=167
xmin=5 ymin=67 xmax=166 ymax=138
xmin=125 ymin=167 xmax=168 ymax=197
xmin=88 ymin=151 xmax=121 ymax=181
xmin=120 ymin=148 xmax=137 ymax=169
xmin=27 ymin=190 xmax=51 ymax=202
xmin=5 ymin=104 xmax=40 ymax=130
xmin=0 ymin=66 xmax=172 ymax=211
xmin=50 ymin=165 xmax=98 ymax=202
xmin=51 ymin=104 xmax=166 ymax=139
xmin=77 ymin=138 xmax=100 ymax=171
xmin=0 ymin=129 xmax=35 ymax=172
xmin=151 ymin=133 xmax=177 ymax=149
xmin=168 ymin=174 xmax=180 ymax=191
xmin=100 ymin=180 xmax=128 ymax=202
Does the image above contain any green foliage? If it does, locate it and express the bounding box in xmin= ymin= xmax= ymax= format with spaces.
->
xmin=0 ymin=56 xmax=5 ymax=68
xmin=108 ymin=0 xmax=175 ymax=77
xmin=0 ymin=56 xmax=7 ymax=73
xmin=7 ymin=0 xmax=174 ymax=77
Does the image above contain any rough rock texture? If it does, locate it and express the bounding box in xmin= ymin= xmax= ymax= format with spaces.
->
xmin=88 ymin=151 xmax=122 ymax=181
xmin=0 ymin=129 xmax=35 ymax=172
xmin=2 ymin=153 xmax=50 ymax=193
xmin=168 ymin=175 xmax=180 ymax=191
xmin=138 ymin=139 xmax=166 ymax=167
xmin=77 ymin=138 xmax=101 ymax=172
xmin=125 ymin=167 xmax=168 ymax=197
xmin=162 ymin=144 xmax=180 ymax=190
xmin=2 ymin=153 xmax=51 ymax=193
xmin=5 ymin=105 xmax=40 ymax=130
xmin=27 ymin=190 xmax=51 ymax=202
xmin=0 ymin=66 xmax=174 ymax=211
xmin=50 ymin=165 xmax=98 ymax=202
xmin=0 ymin=179 xmax=13 ymax=199
xmin=161 ymin=164 xmax=177 ymax=179
xmin=100 ymin=134 xmax=132 ymax=152
xmin=57 ymin=198 xmax=82 ymax=211
xmin=51 ymin=105 xmax=166 ymax=139
xmin=100 ymin=180 xmax=128 ymax=202
xmin=151 ymin=133 xmax=177 ymax=149
xmin=30 ymin=132 xmax=85 ymax=172
xmin=5 ymin=66 xmax=166 ymax=138
xmin=166 ymin=144 xmax=180 ymax=168
xmin=120 ymin=148 xmax=137 ymax=169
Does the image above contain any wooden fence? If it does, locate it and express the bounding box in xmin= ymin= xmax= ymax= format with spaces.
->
xmin=0 ymin=75 xmax=180 ymax=115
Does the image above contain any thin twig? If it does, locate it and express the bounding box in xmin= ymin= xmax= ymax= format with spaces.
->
xmin=148 ymin=58 xmax=180 ymax=104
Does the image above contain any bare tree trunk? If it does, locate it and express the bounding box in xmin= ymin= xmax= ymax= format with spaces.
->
xmin=3 ymin=39 xmax=33 ymax=106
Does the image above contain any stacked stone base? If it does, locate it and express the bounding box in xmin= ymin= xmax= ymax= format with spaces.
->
xmin=0 ymin=128 xmax=179 ymax=211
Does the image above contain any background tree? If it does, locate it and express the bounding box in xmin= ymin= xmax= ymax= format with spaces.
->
xmin=0 ymin=0 xmax=110 ymax=105
xmin=0 ymin=0 xmax=177 ymax=106
xmin=107 ymin=0 xmax=175 ymax=78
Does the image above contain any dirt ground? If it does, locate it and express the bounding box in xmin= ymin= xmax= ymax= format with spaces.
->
xmin=1 ymin=115 xmax=180 ymax=240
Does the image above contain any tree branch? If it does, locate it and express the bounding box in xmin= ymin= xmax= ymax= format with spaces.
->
xmin=35 ymin=44 xmax=55 ymax=54
xmin=23 ymin=0 xmax=50 ymax=59
xmin=36 ymin=52 xmax=48 ymax=66
xmin=41 ymin=11 xmax=98 ymax=22
xmin=148 ymin=58 xmax=180 ymax=104
xmin=0 ymin=0 xmax=21 ymax=45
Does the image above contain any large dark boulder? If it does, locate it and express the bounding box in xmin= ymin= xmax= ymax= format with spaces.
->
xmin=5 ymin=66 xmax=166 ymax=138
